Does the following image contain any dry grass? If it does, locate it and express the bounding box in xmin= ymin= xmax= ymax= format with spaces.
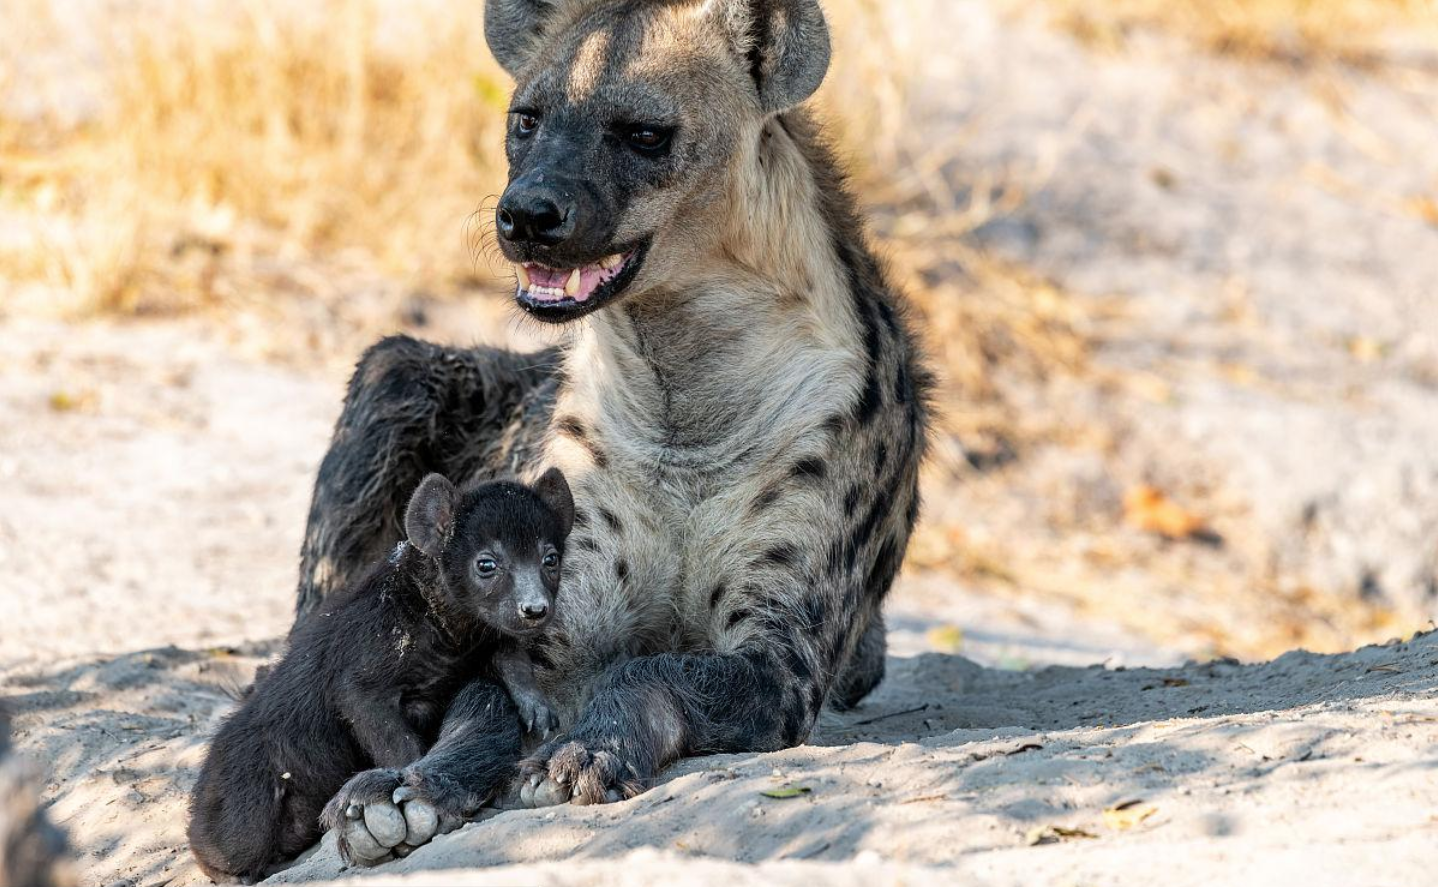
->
xmin=0 ymin=0 xmax=914 ymax=318
xmin=0 ymin=0 xmax=512 ymax=315
xmin=1042 ymin=0 xmax=1438 ymax=66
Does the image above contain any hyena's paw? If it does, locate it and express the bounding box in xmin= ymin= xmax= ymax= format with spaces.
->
xmin=518 ymin=737 xmax=644 ymax=808
xmin=321 ymin=768 xmax=464 ymax=867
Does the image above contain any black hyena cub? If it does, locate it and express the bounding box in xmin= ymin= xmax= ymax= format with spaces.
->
xmin=188 ymin=468 xmax=573 ymax=883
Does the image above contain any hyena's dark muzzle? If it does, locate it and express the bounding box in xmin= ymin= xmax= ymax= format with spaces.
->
xmin=496 ymin=124 xmax=651 ymax=323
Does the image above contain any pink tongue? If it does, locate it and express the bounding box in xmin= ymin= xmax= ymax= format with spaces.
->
xmin=527 ymin=267 xmax=569 ymax=288
xmin=524 ymin=263 xmax=613 ymax=301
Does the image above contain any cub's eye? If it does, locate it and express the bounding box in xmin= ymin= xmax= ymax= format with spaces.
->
xmin=542 ymin=552 xmax=559 ymax=569
xmin=512 ymin=111 xmax=539 ymax=135
xmin=474 ymin=557 xmax=498 ymax=577
xmin=624 ymin=124 xmax=672 ymax=154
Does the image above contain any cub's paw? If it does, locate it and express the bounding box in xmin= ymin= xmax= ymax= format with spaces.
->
xmin=513 ymin=693 xmax=561 ymax=738
xmin=321 ymin=768 xmax=464 ymax=867
xmin=518 ymin=737 xmax=644 ymax=808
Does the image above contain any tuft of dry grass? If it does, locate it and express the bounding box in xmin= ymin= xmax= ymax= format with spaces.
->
xmin=1042 ymin=0 xmax=1438 ymax=66
xmin=0 ymin=0 xmax=514 ymax=315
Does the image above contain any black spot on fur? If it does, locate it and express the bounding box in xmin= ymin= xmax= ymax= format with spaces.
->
xmin=850 ymin=496 xmax=887 ymax=562
xmin=759 ymin=544 xmax=798 ymax=569
xmin=752 ymin=484 xmax=783 ymax=512
xmin=574 ymin=536 xmax=599 ymax=553
xmin=855 ymin=366 xmax=883 ymax=425
xmin=801 ymin=595 xmax=828 ymax=629
xmin=873 ymin=443 xmax=888 ymax=473
xmin=790 ymin=457 xmax=827 ymax=481
xmin=572 ymin=508 xmax=590 ymax=529
xmin=614 ymin=558 xmax=630 ymax=582
xmin=865 ymin=536 xmax=902 ymax=599
xmin=781 ymin=641 xmax=814 ymax=684
xmin=555 ymin=415 xmax=609 ymax=469
xmin=843 ymin=484 xmax=861 ymax=516
xmin=599 ymin=507 xmax=623 ymax=533
xmin=827 ymin=541 xmax=845 ymax=576
xmin=726 ymin=608 xmax=754 ymax=631
xmin=876 ymin=297 xmax=898 ymax=336
xmin=709 ymin=584 xmax=727 ymax=609
xmin=835 ymin=241 xmax=887 ymax=427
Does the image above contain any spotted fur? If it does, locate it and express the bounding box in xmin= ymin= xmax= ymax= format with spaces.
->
xmin=294 ymin=0 xmax=931 ymax=812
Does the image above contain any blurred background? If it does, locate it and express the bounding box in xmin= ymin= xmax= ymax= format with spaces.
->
xmin=2 ymin=0 xmax=1438 ymax=670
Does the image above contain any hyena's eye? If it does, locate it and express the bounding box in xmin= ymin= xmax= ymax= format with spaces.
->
xmin=512 ymin=111 xmax=539 ymax=136
xmin=623 ymin=124 xmax=673 ymax=155
xmin=474 ymin=556 xmax=498 ymax=578
xmin=542 ymin=551 xmax=559 ymax=569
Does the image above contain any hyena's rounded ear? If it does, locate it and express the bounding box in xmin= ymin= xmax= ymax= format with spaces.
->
xmin=533 ymin=467 xmax=575 ymax=539
xmin=714 ymin=0 xmax=832 ymax=114
xmin=405 ymin=473 xmax=459 ymax=559
xmin=485 ymin=0 xmax=568 ymax=77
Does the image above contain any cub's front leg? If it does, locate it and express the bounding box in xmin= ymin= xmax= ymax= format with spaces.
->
xmin=336 ymin=674 xmax=428 ymax=770
xmin=496 ymin=648 xmax=560 ymax=737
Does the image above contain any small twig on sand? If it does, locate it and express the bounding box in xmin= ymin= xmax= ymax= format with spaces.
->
xmin=852 ymin=703 xmax=930 ymax=726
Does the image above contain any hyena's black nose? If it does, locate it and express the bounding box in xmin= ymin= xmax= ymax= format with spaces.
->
xmin=497 ymin=188 xmax=571 ymax=247
xmin=519 ymin=601 xmax=549 ymax=621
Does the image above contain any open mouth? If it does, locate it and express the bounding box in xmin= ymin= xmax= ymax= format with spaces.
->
xmin=513 ymin=244 xmax=647 ymax=322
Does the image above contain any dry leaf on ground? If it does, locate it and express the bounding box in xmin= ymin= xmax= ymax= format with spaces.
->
xmin=761 ymin=786 xmax=813 ymax=800
xmin=1102 ymin=799 xmax=1158 ymax=831
xmin=1122 ymin=485 xmax=1215 ymax=542
xmin=1025 ymin=825 xmax=1098 ymax=846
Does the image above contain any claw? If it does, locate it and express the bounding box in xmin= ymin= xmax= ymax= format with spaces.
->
xmin=344 ymin=803 xmax=363 ymax=821
xmin=605 ymin=789 xmax=622 ymax=804
xmin=392 ymin=785 xmax=415 ymax=805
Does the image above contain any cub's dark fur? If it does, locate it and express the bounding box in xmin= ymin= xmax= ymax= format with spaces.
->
xmin=188 ymin=469 xmax=573 ymax=882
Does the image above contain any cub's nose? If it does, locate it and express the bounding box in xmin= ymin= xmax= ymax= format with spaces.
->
xmin=496 ymin=188 xmax=572 ymax=247
xmin=519 ymin=601 xmax=549 ymax=622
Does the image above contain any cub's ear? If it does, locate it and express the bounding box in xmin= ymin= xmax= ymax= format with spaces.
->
xmin=485 ymin=0 xmax=570 ymax=77
xmin=533 ymin=467 xmax=575 ymax=540
xmin=714 ymin=0 xmax=832 ymax=114
xmin=405 ymin=473 xmax=459 ymax=559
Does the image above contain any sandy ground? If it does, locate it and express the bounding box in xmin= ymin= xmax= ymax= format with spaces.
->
xmin=4 ymin=1 xmax=1438 ymax=885
xmin=2 ymin=313 xmax=1435 ymax=886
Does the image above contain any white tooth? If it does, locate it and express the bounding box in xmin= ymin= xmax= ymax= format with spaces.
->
xmin=600 ymin=254 xmax=622 ymax=270
xmin=516 ymin=265 xmax=531 ymax=288
xmin=564 ymin=267 xmax=582 ymax=296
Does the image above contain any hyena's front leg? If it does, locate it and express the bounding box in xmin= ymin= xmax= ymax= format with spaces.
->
xmin=295 ymin=336 xmax=558 ymax=620
xmin=517 ymin=599 xmax=851 ymax=806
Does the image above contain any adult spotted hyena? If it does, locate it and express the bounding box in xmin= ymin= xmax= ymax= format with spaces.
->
xmin=299 ymin=0 xmax=931 ymax=862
